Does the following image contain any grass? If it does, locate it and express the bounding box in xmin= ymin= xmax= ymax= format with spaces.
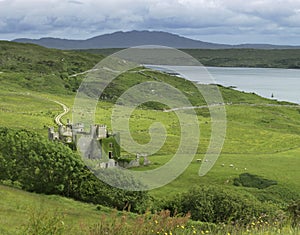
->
xmin=1 ymin=70 xmax=299 ymax=200
xmin=0 ymin=184 xmax=114 ymax=234
xmin=91 ymin=97 xmax=300 ymax=203
xmin=0 ymin=41 xmax=103 ymax=94
xmin=0 ymin=41 xmax=102 ymax=75
xmin=0 ymin=88 xmax=75 ymax=136
xmin=0 ymin=184 xmax=299 ymax=234
xmin=0 ymin=41 xmax=300 ymax=233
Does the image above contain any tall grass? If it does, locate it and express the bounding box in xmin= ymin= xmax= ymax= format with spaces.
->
xmin=82 ymin=210 xmax=299 ymax=235
xmin=21 ymin=209 xmax=65 ymax=235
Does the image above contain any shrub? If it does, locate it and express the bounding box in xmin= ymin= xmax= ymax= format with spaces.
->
xmin=21 ymin=209 xmax=65 ymax=235
xmin=85 ymin=209 xmax=191 ymax=235
xmin=233 ymin=173 xmax=277 ymax=189
xmin=164 ymin=185 xmax=279 ymax=224
xmin=287 ymin=200 xmax=300 ymax=228
xmin=0 ymin=127 xmax=149 ymax=212
xmin=251 ymin=185 xmax=300 ymax=206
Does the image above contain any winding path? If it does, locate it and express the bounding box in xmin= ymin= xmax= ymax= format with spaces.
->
xmin=163 ymin=103 xmax=300 ymax=112
xmin=53 ymin=100 xmax=70 ymax=126
xmin=69 ymin=68 xmax=99 ymax=77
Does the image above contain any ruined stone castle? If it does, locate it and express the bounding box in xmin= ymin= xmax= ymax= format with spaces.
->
xmin=48 ymin=120 xmax=120 ymax=168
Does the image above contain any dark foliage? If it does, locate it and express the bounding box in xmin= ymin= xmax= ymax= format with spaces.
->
xmin=287 ymin=200 xmax=300 ymax=227
xmin=162 ymin=185 xmax=279 ymax=224
xmin=233 ymin=173 xmax=277 ymax=189
xmin=0 ymin=127 xmax=148 ymax=212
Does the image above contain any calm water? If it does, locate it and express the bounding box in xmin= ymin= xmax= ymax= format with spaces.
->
xmin=146 ymin=65 xmax=300 ymax=104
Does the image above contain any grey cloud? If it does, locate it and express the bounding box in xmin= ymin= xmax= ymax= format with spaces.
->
xmin=68 ymin=0 xmax=83 ymax=4
xmin=0 ymin=0 xmax=299 ymax=44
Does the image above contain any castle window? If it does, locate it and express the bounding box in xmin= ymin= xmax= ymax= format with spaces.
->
xmin=109 ymin=151 xmax=113 ymax=159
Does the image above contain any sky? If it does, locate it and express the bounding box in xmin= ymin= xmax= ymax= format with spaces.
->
xmin=0 ymin=0 xmax=300 ymax=45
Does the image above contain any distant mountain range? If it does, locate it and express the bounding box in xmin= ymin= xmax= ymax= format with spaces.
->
xmin=13 ymin=30 xmax=300 ymax=50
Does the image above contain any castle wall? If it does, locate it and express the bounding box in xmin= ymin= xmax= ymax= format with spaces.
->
xmin=49 ymin=122 xmax=120 ymax=168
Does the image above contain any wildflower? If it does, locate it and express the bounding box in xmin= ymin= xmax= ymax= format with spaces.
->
xmin=155 ymin=220 xmax=158 ymax=224
xmin=181 ymin=225 xmax=185 ymax=229
xmin=193 ymin=231 xmax=196 ymax=234
xmin=205 ymin=230 xmax=209 ymax=234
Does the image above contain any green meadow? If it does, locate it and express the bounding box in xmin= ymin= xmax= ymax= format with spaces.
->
xmin=0 ymin=184 xmax=116 ymax=235
xmin=0 ymin=41 xmax=299 ymax=234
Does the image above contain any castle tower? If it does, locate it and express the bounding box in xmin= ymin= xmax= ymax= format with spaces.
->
xmin=93 ymin=124 xmax=107 ymax=139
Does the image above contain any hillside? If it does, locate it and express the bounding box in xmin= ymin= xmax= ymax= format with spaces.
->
xmin=183 ymin=49 xmax=300 ymax=69
xmin=2 ymin=41 xmax=294 ymax=104
xmin=0 ymin=184 xmax=112 ymax=234
xmin=0 ymin=42 xmax=300 ymax=234
xmin=82 ymin=48 xmax=300 ymax=69
xmin=0 ymin=41 xmax=103 ymax=93
xmin=13 ymin=30 xmax=300 ymax=50
xmin=4 ymin=184 xmax=297 ymax=235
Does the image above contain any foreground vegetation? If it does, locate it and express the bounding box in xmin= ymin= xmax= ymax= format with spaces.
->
xmin=1 ymin=185 xmax=299 ymax=234
xmin=0 ymin=127 xmax=148 ymax=212
xmin=0 ymin=41 xmax=299 ymax=234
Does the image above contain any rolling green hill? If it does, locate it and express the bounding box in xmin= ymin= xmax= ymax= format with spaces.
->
xmin=0 ymin=184 xmax=113 ymax=235
xmin=0 ymin=41 xmax=299 ymax=234
xmin=0 ymin=41 xmax=103 ymax=93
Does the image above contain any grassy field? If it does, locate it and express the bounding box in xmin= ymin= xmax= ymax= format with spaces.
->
xmin=1 ymin=74 xmax=299 ymax=200
xmin=0 ymin=41 xmax=300 ymax=234
xmin=1 ymin=59 xmax=300 ymax=194
xmin=0 ymin=87 xmax=74 ymax=136
xmin=93 ymin=102 xmax=300 ymax=199
xmin=0 ymin=184 xmax=124 ymax=235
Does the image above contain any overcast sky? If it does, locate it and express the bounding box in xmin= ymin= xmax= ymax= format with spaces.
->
xmin=0 ymin=0 xmax=300 ymax=45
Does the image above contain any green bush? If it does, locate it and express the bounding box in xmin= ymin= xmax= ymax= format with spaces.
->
xmin=0 ymin=127 xmax=149 ymax=212
xmin=287 ymin=200 xmax=300 ymax=227
xmin=21 ymin=209 xmax=65 ymax=235
xmin=233 ymin=173 xmax=277 ymax=189
xmin=251 ymin=185 xmax=300 ymax=206
xmin=164 ymin=185 xmax=279 ymax=224
xmin=186 ymin=220 xmax=217 ymax=232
